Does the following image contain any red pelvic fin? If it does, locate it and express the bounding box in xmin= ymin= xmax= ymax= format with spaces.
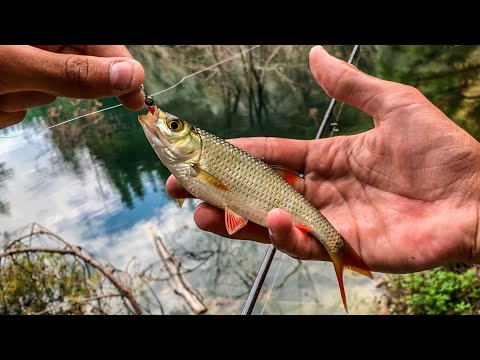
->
xmin=270 ymin=165 xmax=303 ymax=189
xmin=225 ymin=206 xmax=248 ymax=235
xmin=293 ymin=224 xmax=313 ymax=234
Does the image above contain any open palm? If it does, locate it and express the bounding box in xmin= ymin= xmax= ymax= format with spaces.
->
xmin=166 ymin=46 xmax=480 ymax=273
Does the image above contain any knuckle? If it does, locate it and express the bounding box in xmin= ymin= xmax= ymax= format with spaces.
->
xmin=402 ymin=84 xmax=421 ymax=97
xmin=64 ymin=56 xmax=90 ymax=85
xmin=404 ymin=84 xmax=420 ymax=94
xmin=392 ymin=83 xmax=423 ymax=99
xmin=262 ymin=137 xmax=273 ymax=163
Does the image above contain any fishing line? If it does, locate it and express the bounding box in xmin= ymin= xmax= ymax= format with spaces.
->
xmin=149 ymin=45 xmax=261 ymax=97
xmin=259 ymin=252 xmax=285 ymax=315
xmin=0 ymin=45 xmax=262 ymax=140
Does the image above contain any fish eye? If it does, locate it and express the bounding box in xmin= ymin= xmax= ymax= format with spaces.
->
xmin=167 ymin=118 xmax=184 ymax=131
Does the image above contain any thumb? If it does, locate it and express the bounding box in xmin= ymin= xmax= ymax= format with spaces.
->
xmin=309 ymin=46 xmax=425 ymax=120
xmin=8 ymin=46 xmax=145 ymax=99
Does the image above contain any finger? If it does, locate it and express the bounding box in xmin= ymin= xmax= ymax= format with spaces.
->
xmin=194 ymin=203 xmax=271 ymax=243
xmin=2 ymin=46 xmax=145 ymax=100
xmin=32 ymin=46 xmax=145 ymax=111
xmin=82 ymin=45 xmax=134 ymax=58
xmin=0 ymin=91 xmax=56 ymax=112
xmin=117 ymin=92 xmax=146 ymax=111
xmin=32 ymin=45 xmax=135 ymax=62
xmin=0 ymin=110 xmax=27 ymax=129
xmin=32 ymin=45 xmax=82 ymax=55
xmin=33 ymin=45 xmax=134 ymax=59
xmin=80 ymin=46 xmax=145 ymax=110
xmin=228 ymin=137 xmax=310 ymax=173
xmin=267 ymin=208 xmax=330 ymax=261
xmin=165 ymin=175 xmax=194 ymax=199
xmin=85 ymin=46 xmax=146 ymax=110
xmin=61 ymin=46 xmax=146 ymax=110
xmin=309 ymin=46 xmax=427 ymax=120
xmin=78 ymin=46 xmax=146 ymax=110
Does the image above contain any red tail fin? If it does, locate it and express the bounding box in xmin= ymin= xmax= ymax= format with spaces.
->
xmin=330 ymin=241 xmax=373 ymax=313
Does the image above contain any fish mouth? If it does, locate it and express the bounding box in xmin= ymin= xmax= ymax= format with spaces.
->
xmin=138 ymin=112 xmax=156 ymax=132
xmin=138 ymin=111 xmax=171 ymax=149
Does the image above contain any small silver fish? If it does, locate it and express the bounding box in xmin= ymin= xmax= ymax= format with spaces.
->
xmin=139 ymin=106 xmax=373 ymax=312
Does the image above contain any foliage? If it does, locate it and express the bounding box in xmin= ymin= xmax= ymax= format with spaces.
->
xmin=1 ymin=223 xmax=241 ymax=315
xmin=0 ymin=249 xmax=103 ymax=315
xmin=379 ymin=265 xmax=480 ymax=315
xmin=373 ymin=45 xmax=480 ymax=139
xmin=0 ymin=224 xmax=143 ymax=315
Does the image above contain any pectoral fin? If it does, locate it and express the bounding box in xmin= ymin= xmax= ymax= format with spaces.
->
xmin=225 ymin=206 xmax=248 ymax=235
xmin=176 ymin=198 xmax=186 ymax=208
xmin=189 ymin=163 xmax=229 ymax=192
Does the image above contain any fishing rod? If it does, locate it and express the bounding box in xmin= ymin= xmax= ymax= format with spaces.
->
xmin=240 ymin=44 xmax=361 ymax=316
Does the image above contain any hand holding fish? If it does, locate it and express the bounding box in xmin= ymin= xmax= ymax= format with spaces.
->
xmin=0 ymin=45 xmax=145 ymax=129
xmin=166 ymin=46 xmax=480 ymax=274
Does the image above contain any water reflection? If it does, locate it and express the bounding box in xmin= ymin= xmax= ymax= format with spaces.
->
xmin=2 ymin=45 xmax=478 ymax=314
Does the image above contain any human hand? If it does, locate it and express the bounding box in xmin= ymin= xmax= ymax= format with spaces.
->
xmin=0 ymin=45 xmax=145 ymax=129
xmin=166 ymin=46 xmax=480 ymax=273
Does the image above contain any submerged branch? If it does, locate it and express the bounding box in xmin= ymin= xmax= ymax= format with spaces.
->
xmin=145 ymin=224 xmax=207 ymax=314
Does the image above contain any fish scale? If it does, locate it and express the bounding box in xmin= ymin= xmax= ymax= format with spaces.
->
xmin=138 ymin=106 xmax=373 ymax=312
xmin=195 ymin=128 xmax=327 ymax=234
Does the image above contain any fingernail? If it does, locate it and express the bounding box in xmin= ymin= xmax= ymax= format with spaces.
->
xmin=110 ymin=62 xmax=134 ymax=91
